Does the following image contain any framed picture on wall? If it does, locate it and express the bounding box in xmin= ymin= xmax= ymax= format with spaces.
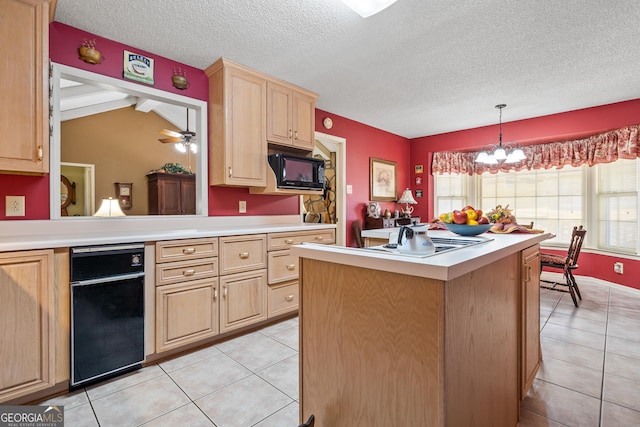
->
xmin=370 ymin=158 xmax=397 ymax=201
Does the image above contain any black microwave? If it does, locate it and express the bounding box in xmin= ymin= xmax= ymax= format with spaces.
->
xmin=268 ymin=153 xmax=325 ymax=190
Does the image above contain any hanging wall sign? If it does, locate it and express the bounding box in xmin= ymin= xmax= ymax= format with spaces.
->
xmin=123 ymin=51 xmax=155 ymax=85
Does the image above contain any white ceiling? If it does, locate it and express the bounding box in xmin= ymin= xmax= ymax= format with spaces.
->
xmin=53 ymin=0 xmax=640 ymax=138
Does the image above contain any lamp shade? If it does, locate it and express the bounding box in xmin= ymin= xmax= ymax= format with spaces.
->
xmin=94 ymin=197 xmax=126 ymax=217
xmin=398 ymin=188 xmax=417 ymax=205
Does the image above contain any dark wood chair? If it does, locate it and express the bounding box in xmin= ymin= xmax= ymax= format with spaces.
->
xmin=298 ymin=414 xmax=315 ymax=427
xmin=540 ymin=225 xmax=586 ymax=307
xmin=352 ymin=219 xmax=364 ymax=248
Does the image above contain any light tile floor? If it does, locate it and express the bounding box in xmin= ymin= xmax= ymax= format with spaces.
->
xmin=41 ymin=273 xmax=640 ymax=426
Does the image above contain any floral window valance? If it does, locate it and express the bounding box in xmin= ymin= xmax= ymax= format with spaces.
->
xmin=432 ymin=123 xmax=640 ymax=175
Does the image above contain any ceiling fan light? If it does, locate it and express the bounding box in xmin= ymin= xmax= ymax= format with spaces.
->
xmin=339 ymin=0 xmax=398 ymax=18
xmin=189 ymin=143 xmax=197 ymax=154
xmin=175 ymin=142 xmax=187 ymax=153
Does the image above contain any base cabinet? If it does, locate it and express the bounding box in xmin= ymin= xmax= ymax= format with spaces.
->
xmin=219 ymin=269 xmax=268 ymax=333
xmin=0 ymin=250 xmax=55 ymax=403
xmin=156 ymin=278 xmax=219 ymax=353
xmin=521 ymin=244 xmax=542 ymax=398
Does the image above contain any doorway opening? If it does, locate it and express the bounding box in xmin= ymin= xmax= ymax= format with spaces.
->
xmin=302 ymin=132 xmax=346 ymax=246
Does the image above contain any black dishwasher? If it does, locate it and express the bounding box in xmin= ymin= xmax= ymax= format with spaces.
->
xmin=70 ymin=243 xmax=145 ymax=389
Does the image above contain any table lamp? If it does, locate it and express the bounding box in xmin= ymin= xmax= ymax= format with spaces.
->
xmin=94 ymin=197 xmax=126 ymax=217
xmin=398 ymin=188 xmax=417 ymax=218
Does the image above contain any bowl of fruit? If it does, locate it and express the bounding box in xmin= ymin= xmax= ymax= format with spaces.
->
xmin=439 ymin=206 xmax=492 ymax=236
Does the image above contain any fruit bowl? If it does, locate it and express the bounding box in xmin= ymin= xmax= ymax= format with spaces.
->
xmin=445 ymin=223 xmax=492 ymax=236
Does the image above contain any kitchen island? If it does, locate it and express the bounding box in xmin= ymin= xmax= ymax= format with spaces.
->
xmin=292 ymin=230 xmax=552 ymax=427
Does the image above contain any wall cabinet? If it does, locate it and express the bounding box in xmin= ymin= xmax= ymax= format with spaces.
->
xmin=0 ymin=0 xmax=50 ymax=174
xmin=0 ymin=249 xmax=55 ymax=402
xmin=520 ymin=244 xmax=542 ymax=399
xmin=147 ymin=172 xmax=196 ymax=215
xmin=266 ymin=81 xmax=317 ymax=150
xmin=206 ymin=58 xmax=267 ymax=187
xmin=155 ymin=238 xmax=219 ymax=353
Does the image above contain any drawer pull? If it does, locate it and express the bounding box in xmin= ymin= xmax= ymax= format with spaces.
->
xmin=183 ymin=269 xmax=196 ymax=276
xmin=284 ymin=239 xmax=294 ymax=244
xmin=239 ymin=252 xmax=249 ymax=259
xmin=285 ymin=295 xmax=294 ymax=302
xmin=182 ymin=247 xmax=196 ymax=254
xmin=286 ymin=264 xmax=296 ymax=271
xmin=315 ymin=236 xmax=323 ymax=241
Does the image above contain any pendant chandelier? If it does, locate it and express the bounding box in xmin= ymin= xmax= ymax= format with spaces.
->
xmin=475 ymin=104 xmax=526 ymax=165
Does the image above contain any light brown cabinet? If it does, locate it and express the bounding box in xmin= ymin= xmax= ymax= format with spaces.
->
xmin=266 ymin=81 xmax=317 ymax=150
xmin=218 ymin=234 xmax=268 ymax=332
xmin=0 ymin=249 xmax=55 ymax=402
xmin=155 ymin=238 xmax=219 ymax=353
xmin=0 ymin=0 xmax=50 ymax=174
xmin=520 ymin=244 xmax=542 ymax=398
xmin=266 ymin=229 xmax=335 ymax=317
xmin=206 ymin=58 xmax=267 ymax=187
xmin=147 ymin=172 xmax=196 ymax=215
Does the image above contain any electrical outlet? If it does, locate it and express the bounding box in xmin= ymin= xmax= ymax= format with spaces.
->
xmin=5 ymin=196 xmax=25 ymax=217
xmin=346 ymin=185 xmax=353 ymax=194
xmin=239 ymin=200 xmax=246 ymax=213
xmin=614 ymin=262 xmax=624 ymax=274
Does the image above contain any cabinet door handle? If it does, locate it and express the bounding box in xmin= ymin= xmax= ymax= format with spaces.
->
xmin=524 ymin=265 xmax=532 ymax=283
xmin=214 ymin=288 xmax=218 ymax=300
xmin=288 ymin=129 xmax=292 ymax=139
xmin=286 ymin=264 xmax=296 ymax=271
xmin=239 ymin=252 xmax=249 ymax=259
xmin=183 ymin=269 xmax=196 ymax=276
xmin=223 ymin=286 xmax=227 ymax=298
xmin=284 ymin=239 xmax=294 ymax=244
xmin=294 ymin=130 xmax=298 ymax=140
xmin=228 ymin=166 xmax=232 ymax=177
xmin=285 ymin=295 xmax=294 ymax=302
xmin=37 ymin=146 xmax=43 ymax=161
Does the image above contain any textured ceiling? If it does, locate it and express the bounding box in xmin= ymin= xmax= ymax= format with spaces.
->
xmin=54 ymin=0 xmax=640 ymax=138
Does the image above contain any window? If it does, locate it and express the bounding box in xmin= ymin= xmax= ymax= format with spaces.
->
xmin=433 ymin=159 xmax=639 ymax=254
xmin=596 ymin=159 xmax=638 ymax=253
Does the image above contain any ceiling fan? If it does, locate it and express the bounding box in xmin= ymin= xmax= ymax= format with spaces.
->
xmin=158 ymin=108 xmax=197 ymax=154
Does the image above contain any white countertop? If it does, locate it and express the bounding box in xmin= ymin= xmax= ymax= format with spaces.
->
xmin=293 ymin=229 xmax=553 ymax=281
xmin=0 ymin=215 xmax=336 ymax=251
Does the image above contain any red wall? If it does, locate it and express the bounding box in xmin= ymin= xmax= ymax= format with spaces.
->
xmin=409 ymin=100 xmax=640 ymax=290
xmin=315 ymin=109 xmax=410 ymax=247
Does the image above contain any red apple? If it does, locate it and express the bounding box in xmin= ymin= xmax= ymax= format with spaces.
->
xmin=462 ymin=205 xmax=474 ymax=212
xmin=453 ymin=210 xmax=468 ymax=224
xmin=475 ymin=209 xmax=483 ymax=218
xmin=477 ymin=216 xmax=489 ymax=224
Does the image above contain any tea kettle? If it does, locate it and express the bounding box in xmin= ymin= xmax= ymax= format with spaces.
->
xmin=397 ymin=224 xmax=435 ymax=255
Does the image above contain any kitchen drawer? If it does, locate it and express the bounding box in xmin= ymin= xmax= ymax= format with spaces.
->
xmin=156 ymin=257 xmax=218 ymax=286
xmin=219 ymin=234 xmax=267 ymax=275
xmin=156 ymin=238 xmax=218 ymax=263
xmin=267 ymin=229 xmax=335 ymax=251
xmin=268 ymin=280 xmax=299 ymax=317
xmin=268 ymin=250 xmax=298 ymax=284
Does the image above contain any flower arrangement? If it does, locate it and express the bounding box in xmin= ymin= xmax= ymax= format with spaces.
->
xmin=486 ymin=204 xmax=516 ymax=224
xmin=151 ymin=162 xmax=193 ymax=175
